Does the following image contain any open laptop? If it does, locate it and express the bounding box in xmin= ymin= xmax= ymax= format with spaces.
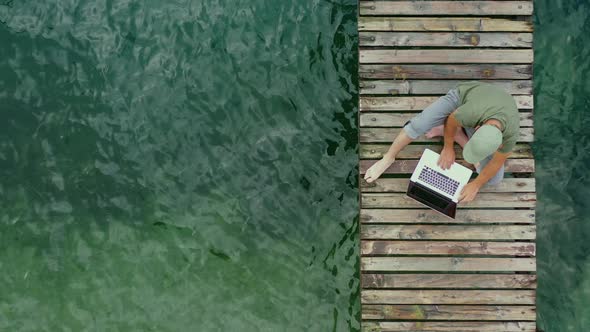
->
xmin=406 ymin=149 xmax=473 ymax=219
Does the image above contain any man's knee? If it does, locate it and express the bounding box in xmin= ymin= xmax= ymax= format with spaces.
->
xmin=403 ymin=121 xmax=421 ymax=140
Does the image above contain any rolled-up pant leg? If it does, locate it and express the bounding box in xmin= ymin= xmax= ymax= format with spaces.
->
xmin=403 ymin=88 xmax=461 ymax=139
xmin=464 ymin=127 xmax=505 ymax=185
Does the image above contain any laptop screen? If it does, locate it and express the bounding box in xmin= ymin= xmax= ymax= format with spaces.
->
xmin=408 ymin=183 xmax=450 ymax=210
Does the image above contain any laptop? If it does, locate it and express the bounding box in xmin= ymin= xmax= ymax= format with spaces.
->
xmin=406 ymin=149 xmax=473 ymax=219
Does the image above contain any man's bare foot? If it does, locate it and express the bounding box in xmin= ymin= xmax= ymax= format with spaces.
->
xmin=425 ymin=125 xmax=444 ymax=138
xmin=364 ymin=157 xmax=395 ymax=183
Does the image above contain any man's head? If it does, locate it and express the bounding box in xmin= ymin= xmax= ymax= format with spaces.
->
xmin=463 ymin=125 xmax=502 ymax=164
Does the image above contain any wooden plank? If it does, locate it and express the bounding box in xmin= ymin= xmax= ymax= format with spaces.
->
xmin=362 ymin=321 xmax=536 ymax=332
xmin=362 ymin=304 xmax=536 ymax=321
xmin=359 ymin=159 xmax=535 ymax=174
xmin=361 ymin=178 xmax=536 ymax=193
xmin=360 ymin=49 xmax=534 ymax=64
xmin=360 ymin=127 xmax=534 ymax=143
xmin=360 ymin=112 xmax=533 ymax=127
xmin=361 ymin=225 xmax=536 ymax=240
xmin=360 ymin=80 xmax=532 ymax=95
xmin=359 ymin=17 xmax=534 ymax=32
xmin=362 ymin=257 xmax=536 ymax=272
xmin=362 ymin=273 xmax=537 ymax=289
xmin=360 ymin=64 xmax=533 ymax=80
xmin=361 ymin=193 xmax=537 ymax=209
xmin=361 ymin=209 xmax=536 ymax=224
xmin=361 ymin=95 xmax=533 ymax=110
xmin=360 ymin=32 xmax=532 ymax=48
xmin=360 ymin=143 xmax=533 ymax=159
xmin=361 ymin=289 xmax=536 ymax=304
xmin=360 ymin=1 xmax=534 ymax=16
xmin=361 ymin=241 xmax=536 ymax=256
xmin=359 ymin=143 xmax=533 ymax=159
xmin=362 ymin=193 xmax=537 ymax=208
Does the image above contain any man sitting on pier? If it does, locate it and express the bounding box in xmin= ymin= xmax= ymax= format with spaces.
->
xmin=363 ymin=81 xmax=520 ymax=203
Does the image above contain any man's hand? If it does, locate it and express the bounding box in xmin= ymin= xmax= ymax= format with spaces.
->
xmin=437 ymin=147 xmax=455 ymax=170
xmin=459 ymin=181 xmax=481 ymax=203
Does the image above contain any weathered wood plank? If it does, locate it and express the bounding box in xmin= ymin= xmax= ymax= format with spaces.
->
xmin=360 ymin=159 xmax=535 ymax=174
xmin=360 ymin=80 xmax=532 ymax=95
xmin=360 ymin=112 xmax=533 ymax=127
xmin=361 ymin=257 xmax=536 ymax=272
xmin=360 ymin=1 xmax=534 ymax=16
xmin=363 ymin=257 xmax=535 ymax=273
xmin=362 ymin=321 xmax=536 ymax=332
xmin=362 ymin=241 xmax=536 ymax=256
xmin=361 ymin=289 xmax=536 ymax=304
xmin=361 ymin=209 xmax=536 ymax=224
xmin=360 ymin=64 xmax=533 ymax=80
xmin=360 ymin=49 xmax=534 ymax=64
xmin=361 ymin=193 xmax=537 ymax=208
xmin=359 ymin=17 xmax=534 ymax=32
xmin=361 ymin=178 xmax=536 ymax=193
xmin=362 ymin=193 xmax=537 ymax=208
xmin=362 ymin=257 xmax=536 ymax=272
xmin=360 ymin=32 xmax=533 ymax=48
xmin=362 ymin=304 xmax=536 ymax=321
xmin=361 ymin=95 xmax=534 ymax=110
xmin=362 ymin=273 xmax=537 ymax=289
xmin=360 ymin=128 xmax=534 ymax=143
xmin=358 ymin=143 xmax=533 ymax=159
xmin=361 ymin=225 xmax=536 ymax=240
xmin=360 ymin=143 xmax=533 ymax=159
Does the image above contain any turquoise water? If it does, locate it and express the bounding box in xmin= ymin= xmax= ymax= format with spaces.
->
xmin=0 ymin=0 xmax=359 ymax=331
xmin=535 ymin=0 xmax=590 ymax=331
xmin=2 ymin=0 xmax=590 ymax=331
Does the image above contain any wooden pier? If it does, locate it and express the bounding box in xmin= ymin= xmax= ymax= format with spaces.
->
xmin=358 ymin=1 xmax=536 ymax=331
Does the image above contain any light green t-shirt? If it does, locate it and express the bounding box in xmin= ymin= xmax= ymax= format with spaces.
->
xmin=455 ymin=81 xmax=520 ymax=153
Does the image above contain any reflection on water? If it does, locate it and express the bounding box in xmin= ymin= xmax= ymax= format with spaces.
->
xmin=0 ymin=0 xmax=359 ymax=331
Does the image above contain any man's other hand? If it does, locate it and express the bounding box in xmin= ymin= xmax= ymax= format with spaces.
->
xmin=459 ymin=181 xmax=481 ymax=203
xmin=437 ymin=147 xmax=455 ymax=170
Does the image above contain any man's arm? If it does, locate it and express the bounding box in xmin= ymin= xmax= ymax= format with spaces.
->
xmin=459 ymin=151 xmax=511 ymax=202
xmin=438 ymin=112 xmax=460 ymax=169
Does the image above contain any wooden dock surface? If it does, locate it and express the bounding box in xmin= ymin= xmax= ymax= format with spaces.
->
xmin=358 ymin=1 xmax=536 ymax=331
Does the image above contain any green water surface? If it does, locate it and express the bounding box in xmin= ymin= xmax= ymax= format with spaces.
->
xmin=1 ymin=0 xmax=590 ymax=331
xmin=535 ymin=0 xmax=590 ymax=331
xmin=0 ymin=0 xmax=359 ymax=331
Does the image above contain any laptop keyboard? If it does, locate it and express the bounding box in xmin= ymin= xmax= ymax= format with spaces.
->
xmin=418 ymin=166 xmax=460 ymax=196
